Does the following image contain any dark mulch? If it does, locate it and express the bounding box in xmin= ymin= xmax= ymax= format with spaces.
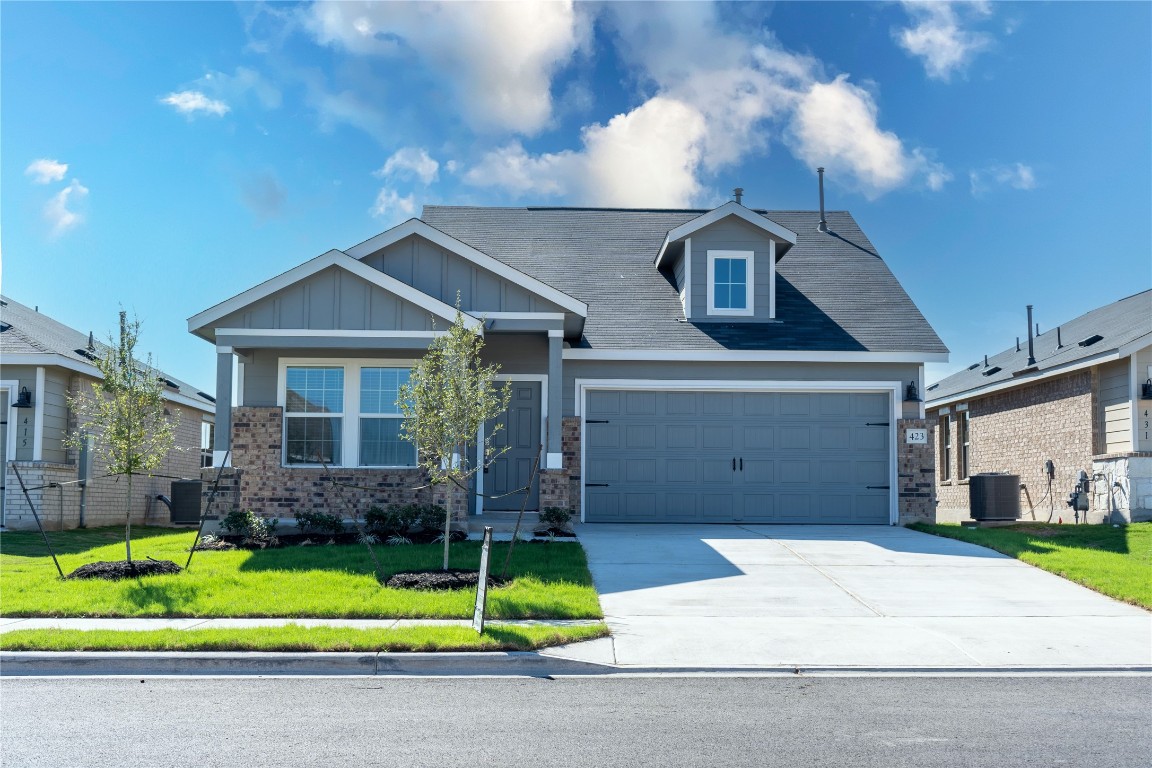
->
xmin=532 ymin=527 xmax=577 ymax=538
xmin=385 ymin=569 xmax=508 ymax=591
xmin=192 ymin=539 xmax=237 ymax=551
xmin=215 ymin=530 xmax=468 ymax=549
xmin=67 ymin=559 xmax=182 ymax=581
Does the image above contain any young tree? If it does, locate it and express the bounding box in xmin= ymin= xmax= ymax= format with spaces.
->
xmin=66 ymin=311 xmax=178 ymax=563
xmin=398 ymin=303 xmax=510 ymax=570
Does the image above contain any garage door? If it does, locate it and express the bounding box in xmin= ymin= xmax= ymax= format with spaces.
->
xmin=583 ymin=389 xmax=891 ymax=524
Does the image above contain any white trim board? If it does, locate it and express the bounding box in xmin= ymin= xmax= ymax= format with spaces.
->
xmin=655 ymin=202 xmax=798 ymax=268
xmin=1 ymin=379 xmax=19 ymax=468
xmin=706 ymin=250 xmax=755 ymax=317
xmin=563 ymin=349 xmax=949 ymax=363
xmin=188 ymin=248 xmax=482 ymax=335
xmin=216 ymin=329 xmax=452 ymax=339
xmin=344 ymin=218 xmax=587 ymax=317
xmin=574 ymin=378 xmax=901 ymax=526
xmin=32 ymin=367 xmax=45 ymax=461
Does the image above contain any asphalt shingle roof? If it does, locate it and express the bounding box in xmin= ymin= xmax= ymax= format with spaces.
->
xmin=926 ymin=289 xmax=1152 ymax=404
xmin=0 ymin=295 xmax=215 ymax=409
xmin=420 ymin=206 xmax=947 ymax=353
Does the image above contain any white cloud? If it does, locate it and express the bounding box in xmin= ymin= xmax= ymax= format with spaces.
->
xmin=376 ymin=147 xmax=439 ymax=185
xmin=896 ymin=1 xmax=993 ymax=81
xmin=161 ymin=90 xmax=230 ymax=116
xmin=370 ymin=188 xmax=416 ymax=221
xmin=25 ymin=158 xmax=68 ymax=184
xmin=44 ymin=179 xmax=88 ymax=236
xmin=304 ymin=1 xmax=587 ymax=135
xmin=199 ymin=67 xmax=282 ymax=110
xmin=969 ymin=162 xmax=1036 ymax=197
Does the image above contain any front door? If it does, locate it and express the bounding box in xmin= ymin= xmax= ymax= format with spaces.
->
xmin=484 ymin=381 xmax=541 ymax=511
xmin=0 ymin=391 xmax=8 ymax=526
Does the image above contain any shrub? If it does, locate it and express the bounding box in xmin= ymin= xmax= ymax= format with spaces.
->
xmin=416 ymin=504 xmax=448 ymax=532
xmin=539 ymin=507 xmax=573 ymax=530
xmin=219 ymin=509 xmax=278 ymax=541
xmin=294 ymin=510 xmax=345 ymax=536
xmin=366 ymin=504 xmax=446 ymax=536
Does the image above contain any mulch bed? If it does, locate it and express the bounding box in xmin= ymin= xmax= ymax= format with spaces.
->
xmin=384 ymin=569 xmax=508 ymax=591
xmin=67 ymin=559 xmax=182 ymax=581
xmin=532 ymin=527 xmax=576 ymax=538
xmin=213 ymin=530 xmax=469 ymax=549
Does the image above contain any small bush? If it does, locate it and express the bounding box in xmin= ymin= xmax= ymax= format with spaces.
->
xmin=416 ymin=504 xmax=448 ymax=532
xmin=366 ymin=504 xmax=446 ymax=536
xmin=220 ymin=509 xmax=278 ymax=541
xmin=539 ymin=507 xmax=573 ymax=530
xmin=294 ymin=510 xmax=345 ymax=536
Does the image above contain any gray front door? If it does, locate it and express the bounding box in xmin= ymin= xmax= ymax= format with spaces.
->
xmin=484 ymin=381 xmax=541 ymax=511
xmin=0 ymin=391 xmax=6 ymax=526
xmin=584 ymin=390 xmax=891 ymax=524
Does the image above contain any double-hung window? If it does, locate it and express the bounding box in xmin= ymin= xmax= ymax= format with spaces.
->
xmin=958 ymin=410 xmax=970 ymax=480
xmin=284 ymin=367 xmax=344 ymax=465
xmin=359 ymin=367 xmax=416 ymax=466
xmin=939 ymin=414 xmax=952 ymax=482
xmin=707 ymin=250 xmax=754 ymax=316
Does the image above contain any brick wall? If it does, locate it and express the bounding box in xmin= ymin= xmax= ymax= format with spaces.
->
xmin=539 ymin=469 xmax=571 ymax=511
xmin=897 ymin=418 xmax=936 ymax=524
xmin=931 ymin=371 xmax=1095 ymax=523
xmin=562 ymin=416 xmax=581 ymax=518
xmin=228 ymin=406 xmax=434 ymax=522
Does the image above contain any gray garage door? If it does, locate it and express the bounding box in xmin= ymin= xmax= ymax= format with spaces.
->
xmin=583 ymin=390 xmax=891 ymax=524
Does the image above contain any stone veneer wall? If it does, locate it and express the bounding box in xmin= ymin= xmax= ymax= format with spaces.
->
xmin=931 ymin=371 xmax=1095 ymax=523
xmin=897 ymin=418 xmax=936 ymax=525
xmin=228 ymin=406 xmax=436 ymax=521
xmin=1091 ymin=453 xmax=1152 ymax=523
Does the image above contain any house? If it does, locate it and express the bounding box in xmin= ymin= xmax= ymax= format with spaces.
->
xmin=188 ymin=196 xmax=948 ymax=526
xmin=0 ymin=296 xmax=216 ymax=530
xmin=926 ymin=290 xmax=1152 ymax=523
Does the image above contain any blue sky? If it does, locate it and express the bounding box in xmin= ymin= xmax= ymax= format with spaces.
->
xmin=3 ymin=1 xmax=1149 ymax=391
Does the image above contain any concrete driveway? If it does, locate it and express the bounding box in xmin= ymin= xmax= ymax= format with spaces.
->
xmin=566 ymin=524 xmax=1152 ymax=669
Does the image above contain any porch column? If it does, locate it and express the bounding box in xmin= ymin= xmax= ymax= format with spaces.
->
xmin=214 ymin=346 xmax=233 ymax=466
xmin=547 ymin=331 xmax=563 ymax=469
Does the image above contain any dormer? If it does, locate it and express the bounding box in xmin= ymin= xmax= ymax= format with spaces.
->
xmin=654 ymin=201 xmax=797 ymax=321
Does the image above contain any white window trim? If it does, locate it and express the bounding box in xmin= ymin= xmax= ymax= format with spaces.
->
xmin=574 ymin=378 xmax=902 ymax=526
xmin=276 ymin=357 xmax=420 ymax=469
xmin=706 ymin=250 xmax=754 ymax=317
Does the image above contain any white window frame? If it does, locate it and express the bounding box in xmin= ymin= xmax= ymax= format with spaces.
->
xmin=277 ymin=358 xmax=420 ymax=469
xmin=706 ymin=250 xmax=755 ymax=317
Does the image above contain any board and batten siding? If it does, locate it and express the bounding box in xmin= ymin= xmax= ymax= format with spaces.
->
xmin=688 ymin=216 xmax=779 ymax=322
xmin=214 ymin=266 xmax=439 ymax=332
xmin=3 ymin=364 xmax=71 ymax=462
xmin=361 ymin=234 xmax=567 ymax=315
xmin=1099 ymin=358 xmax=1132 ymax=453
xmin=1137 ymin=345 xmax=1152 ymax=452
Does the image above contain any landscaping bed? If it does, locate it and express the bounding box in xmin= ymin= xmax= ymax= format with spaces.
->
xmin=910 ymin=521 xmax=1152 ymax=609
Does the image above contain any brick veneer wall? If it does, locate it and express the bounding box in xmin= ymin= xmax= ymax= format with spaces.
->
xmin=228 ymin=406 xmax=435 ymax=521
xmin=897 ymin=418 xmax=936 ymax=524
xmin=931 ymin=371 xmax=1095 ymax=523
xmin=562 ymin=417 xmax=581 ymax=517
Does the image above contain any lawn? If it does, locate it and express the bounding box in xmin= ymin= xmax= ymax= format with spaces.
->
xmin=0 ymin=623 xmax=609 ymax=652
xmin=910 ymin=522 xmax=1152 ymax=609
xmin=0 ymin=526 xmax=603 ymax=619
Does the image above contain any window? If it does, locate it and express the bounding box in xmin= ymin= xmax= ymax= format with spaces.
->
xmin=284 ymin=367 xmax=344 ymax=465
xmin=958 ymin=410 xmax=970 ymax=480
xmin=939 ymin=414 xmax=952 ymax=481
xmin=200 ymin=420 xmax=214 ymax=468
xmin=359 ymin=367 xmax=416 ymax=466
xmin=707 ymin=250 xmax=754 ymax=316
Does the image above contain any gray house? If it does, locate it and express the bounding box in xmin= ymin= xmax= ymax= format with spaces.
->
xmin=188 ymin=200 xmax=947 ymax=526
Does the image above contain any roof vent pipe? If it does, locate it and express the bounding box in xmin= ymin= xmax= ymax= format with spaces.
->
xmin=984 ymin=354 xmax=989 ymax=368
xmin=1057 ymin=326 xmax=1063 ymax=348
xmin=733 ymin=187 xmax=744 ymax=205
xmin=1026 ymin=305 xmax=1036 ymax=366
xmin=817 ymin=167 xmax=828 ymax=232
xmin=1016 ymin=337 xmax=1020 ymax=353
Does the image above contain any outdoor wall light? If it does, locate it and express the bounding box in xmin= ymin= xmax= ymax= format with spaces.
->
xmin=904 ymin=380 xmax=921 ymax=402
xmin=14 ymin=386 xmax=33 ymax=408
xmin=1142 ymin=378 xmax=1152 ymax=400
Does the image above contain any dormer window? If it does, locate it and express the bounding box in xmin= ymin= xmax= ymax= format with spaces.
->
xmin=707 ymin=250 xmax=754 ymax=316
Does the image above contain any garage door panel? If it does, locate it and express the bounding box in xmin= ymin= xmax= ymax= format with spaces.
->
xmin=780 ymin=393 xmax=811 ymax=416
xmin=855 ymin=426 xmax=888 ymax=451
xmin=856 ymin=494 xmax=889 ymax=520
xmin=587 ymin=423 xmax=620 ymax=449
xmin=743 ymin=426 xmax=774 ymax=450
xmin=587 ymin=390 xmax=621 ymax=415
xmin=855 ymin=393 xmax=889 ymax=417
xmin=665 ymin=424 xmax=698 ymax=449
xmin=625 ymin=493 xmax=657 ymax=518
xmin=703 ymin=392 xmax=734 ymax=415
xmin=819 ymin=426 xmax=852 ymax=450
xmin=626 ymin=424 xmax=656 ymax=449
xmin=665 ymin=392 xmax=697 ymax=415
xmin=779 ymin=426 xmax=811 ymax=450
xmin=586 ymin=458 xmax=620 ymax=484
xmin=665 ymin=493 xmax=697 ymax=519
xmin=743 ymin=392 xmax=775 ymax=416
xmin=818 ymin=393 xmax=852 ymax=417
xmin=624 ymin=459 xmax=657 ymax=483
xmin=779 ymin=460 xmax=811 ymax=483
xmin=702 ymin=459 xmax=734 ymax=483
xmin=702 ymin=493 xmax=735 ymax=519
xmin=702 ymin=425 xmax=734 ymax=449
xmin=777 ymin=494 xmax=812 ymax=520
xmin=855 ymin=460 xmax=888 ymax=485
xmin=743 ymin=458 xmax=774 ymax=484
xmin=741 ymin=494 xmax=776 ymax=521
xmin=665 ymin=458 xmax=698 ymax=483
xmin=626 ymin=391 xmax=657 ymax=415
xmin=819 ymin=460 xmax=853 ymax=485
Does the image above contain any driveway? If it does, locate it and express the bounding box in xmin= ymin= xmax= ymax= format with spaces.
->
xmin=566 ymin=524 xmax=1152 ymax=669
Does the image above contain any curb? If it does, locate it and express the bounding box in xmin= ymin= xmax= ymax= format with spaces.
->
xmin=3 ymin=652 xmax=1150 ymax=678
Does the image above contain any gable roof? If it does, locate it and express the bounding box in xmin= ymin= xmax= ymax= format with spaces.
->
xmin=926 ymin=289 xmax=1152 ymax=406
xmin=0 ymin=296 xmax=215 ymax=411
xmin=654 ymin=201 xmax=797 ymax=268
xmin=344 ymin=218 xmax=587 ymax=317
xmin=187 ymin=248 xmax=482 ymax=339
xmin=421 ymin=206 xmax=948 ymax=356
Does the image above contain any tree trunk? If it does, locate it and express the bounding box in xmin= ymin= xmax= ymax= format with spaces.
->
xmin=125 ymin=472 xmax=133 ymax=563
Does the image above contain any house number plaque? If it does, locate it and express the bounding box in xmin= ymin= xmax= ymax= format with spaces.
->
xmin=905 ymin=428 xmax=928 ymax=445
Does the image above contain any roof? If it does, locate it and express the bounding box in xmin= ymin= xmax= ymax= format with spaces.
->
xmin=926 ymin=289 xmax=1152 ymax=406
xmin=1 ymin=296 xmax=216 ymax=411
xmin=420 ymin=206 xmax=947 ymax=354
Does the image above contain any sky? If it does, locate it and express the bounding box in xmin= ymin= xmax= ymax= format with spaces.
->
xmin=2 ymin=1 xmax=1150 ymax=393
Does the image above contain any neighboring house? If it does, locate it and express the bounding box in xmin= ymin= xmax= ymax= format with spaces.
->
xmin=188 ymin=198 xmax=948 ymax=527
xmin=926 ymin=290 xmax=1152 ymax=524
xmin=0 ymin=296 xmax=216 ymax=530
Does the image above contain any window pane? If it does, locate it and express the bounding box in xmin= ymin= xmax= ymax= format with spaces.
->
xmin=729 ymin=285 xmax=747 ymax=309
xmin=286 ymin=367 xmax=343 ymax=414
xmin=729 ymin=258 xmax=746 ymax=283
xmin=285 ymin=417 xmax=342 ymax=464
xmin=714 ymin=258 xmax=730 ymax=283
xmin=360 ymin=418 xmax=416 ymax=466
xmin=360 ymin=368 xmax=410 ymax=415
xmin=714 ymin=284 xmax=731 ymax=309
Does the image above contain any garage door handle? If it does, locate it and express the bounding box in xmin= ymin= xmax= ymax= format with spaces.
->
xmin=865 ymin=422 xmax=890 ymax=427
xmin=584 ymin=483 xmax=609 ymax=487
xmin=866 ymin=485 xmax=890 ymax=490
xmin=732 ymin=457 xmax=736 ymax=471
xmin=586 ymin=419 xmax=610 ymax=424
xmin=739 ymin=458 xmax=743 ymax=471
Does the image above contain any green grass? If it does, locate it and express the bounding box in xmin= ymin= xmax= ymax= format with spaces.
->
xmin=0 ymin=623 xmax=610 ymax=652
xmin=910 ymin=522 xmax=1152 ymax=609
xmin=0 ymin=527 xmax=603 ymax=619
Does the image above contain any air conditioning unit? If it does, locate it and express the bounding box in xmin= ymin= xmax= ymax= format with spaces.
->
xmin=969 ymin=473 xmax=1021 ymax=521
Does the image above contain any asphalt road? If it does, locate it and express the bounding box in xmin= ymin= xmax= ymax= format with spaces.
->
xmin=2 ymin=675 xmax=1148 ymax=767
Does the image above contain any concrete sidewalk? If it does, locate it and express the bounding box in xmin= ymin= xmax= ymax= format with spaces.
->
xmin=576 ymin=524 xmax=1152 ymax=670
